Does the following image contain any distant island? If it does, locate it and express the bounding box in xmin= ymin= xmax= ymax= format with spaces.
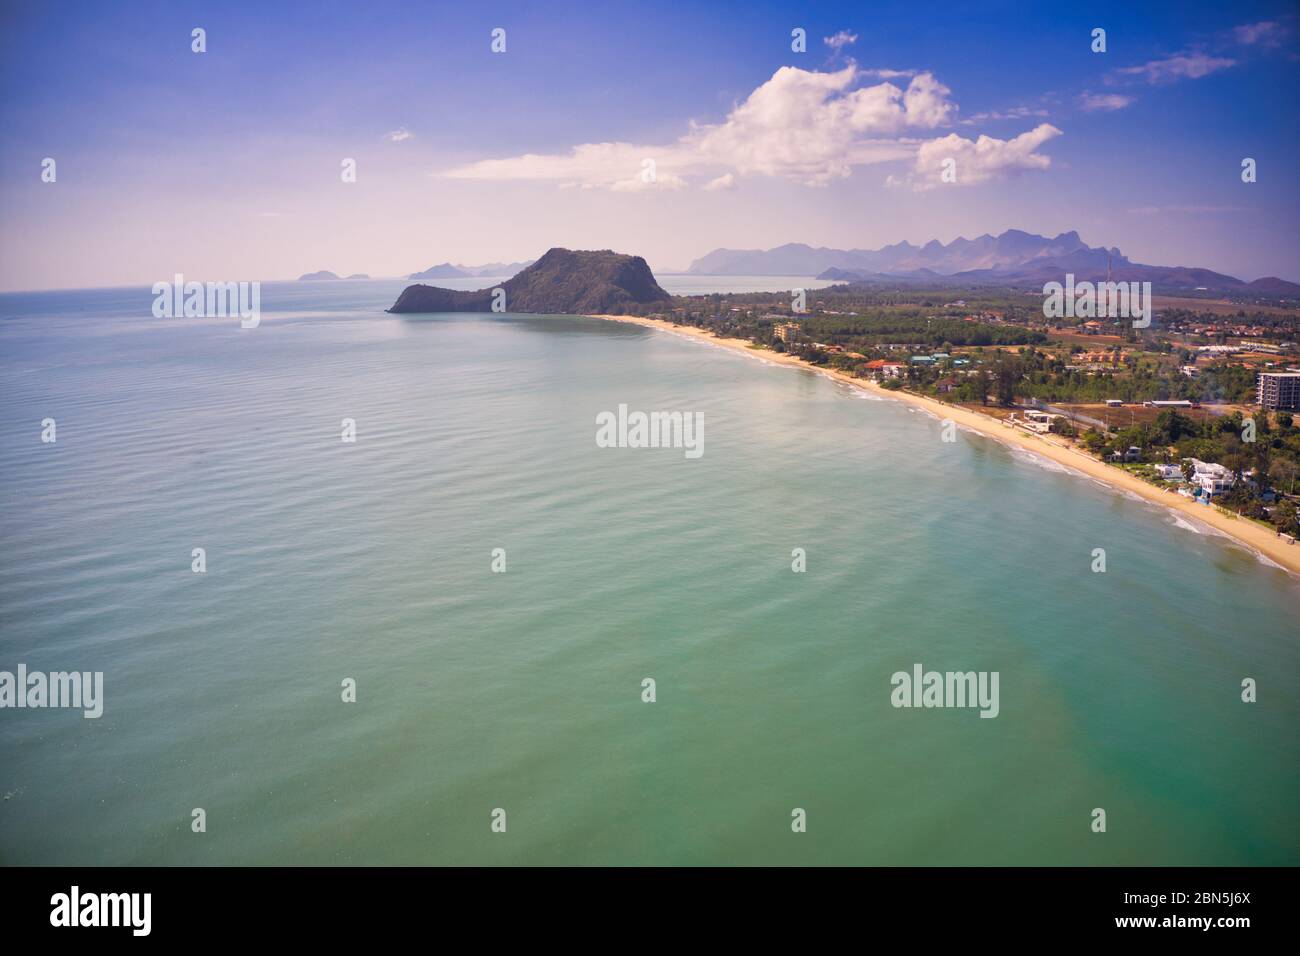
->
xmin=408 ymin=260 xmax=535 ymax=280
xmin=389 ymin=249 xmax=669 ymax=314
xmin=685 ymin=229 xmax=1300 ymax=296
xmin=298 ymin=271 xmax=370 ymax=281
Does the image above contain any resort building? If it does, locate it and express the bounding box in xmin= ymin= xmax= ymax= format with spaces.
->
xmin=864 ymin=359 xmax=905 ymax=380
xmin=1257 ymin=371 xmax=1300 ymax=410
xmin=773 ymin=321 xmax=802 ymax=344
xmin=1188 ymin=459 xmax=1234 ymax=496
xmin=1077 ymin=350 xmax=1118 ymax=364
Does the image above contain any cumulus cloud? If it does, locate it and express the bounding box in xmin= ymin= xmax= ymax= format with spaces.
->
xmin=440 ymin=65 xmax=960 ymax=189
xmin=861 ymin=68 xmax=916 ymax=78
xmin=1112 ymin=53 xmax=1235 ymax=84
xmin=1078 ymin=92 xmax=1135 ymax=112
xmin=909 ymin=124 xmax=1062 ymax=190
xmin=823 ymin=30 xmax=858 ymax=52
xmin=384 ymin=128 xmax=414 ymax=142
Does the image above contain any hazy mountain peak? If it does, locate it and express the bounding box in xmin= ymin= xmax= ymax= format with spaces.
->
xmin=682 ymin=229 xmax=1266 ymax=291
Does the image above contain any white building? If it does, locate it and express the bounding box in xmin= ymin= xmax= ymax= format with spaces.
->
xmin=1188 ymin=459 xmax=1234 ymax=495
xmin=1021 ymin=410 xmax=1059 ymax=434
xmin=773 ymin=322 xmax=801 ymax=344
xmin=1257 ymin=371 xmax=1300 ymax=410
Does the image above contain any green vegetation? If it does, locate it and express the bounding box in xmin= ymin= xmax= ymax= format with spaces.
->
xmin=1080 ymin=409 xmax=1300 ymax=534
xmin=623 ymin=283 xmax=1300 ymax=536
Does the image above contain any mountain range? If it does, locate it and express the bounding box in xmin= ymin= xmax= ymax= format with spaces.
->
xmin=389 ymin=249 xmax=669 ymax=314
xmin=408 ymin=260 xmax=536 ymax=280
xmin=298 ymin=270 xmax=370 ymax=281
xmin=684 ymin=230 xmax=1300 ymax=295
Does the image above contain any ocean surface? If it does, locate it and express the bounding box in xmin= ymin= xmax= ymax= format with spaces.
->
xmin=1 ymin=278 xmax=1297 ymax=866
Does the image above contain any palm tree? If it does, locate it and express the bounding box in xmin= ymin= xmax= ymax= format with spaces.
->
xmin=1271 ymin=459 xmax=1299 ymax=496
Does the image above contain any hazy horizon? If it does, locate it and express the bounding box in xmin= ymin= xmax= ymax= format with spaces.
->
xmin=2 ymin=0 xmax=1298 ymax=292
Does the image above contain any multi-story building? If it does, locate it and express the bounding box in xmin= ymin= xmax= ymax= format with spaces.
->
xmin=1257 ymin=371 xmax=1300 ymax=410
xmin=773 ymin=322 xmax=801 ymax=344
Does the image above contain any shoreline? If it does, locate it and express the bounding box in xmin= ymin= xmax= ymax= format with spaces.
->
xmin=589 ymin=313 xmax=1300 ymax=579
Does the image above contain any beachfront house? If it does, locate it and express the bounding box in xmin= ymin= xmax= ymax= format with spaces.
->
xmin=1195 ymin=473 xmax=1234 ymax=496
xmin=1021 ymin=410 xmax=1059 ymax=434
xmin=1188 ymin=459 xmax=1234 ymax=496
xmin=1153 ymin=463 xmax=1184 ymax=480
xmin=864 ymin=359 xmax=905 ymax=381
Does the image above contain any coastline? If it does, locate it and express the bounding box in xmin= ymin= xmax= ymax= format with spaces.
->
xmin=590 ymin=313 xmax=1300 ymax=579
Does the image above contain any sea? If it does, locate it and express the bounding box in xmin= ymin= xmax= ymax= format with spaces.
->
xmin=1 ymin=276 xmax=1296 ymax=865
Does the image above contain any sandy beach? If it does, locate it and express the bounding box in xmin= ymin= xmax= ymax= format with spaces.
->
xmin=591 ymin=313 xmax=1300 ymax=578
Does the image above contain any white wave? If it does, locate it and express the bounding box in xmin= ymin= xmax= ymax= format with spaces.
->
xmin=1005 ymin=445 xmax=1084 ymax=477
xmin=1256 ymin=551 xmax=1287 ymax=570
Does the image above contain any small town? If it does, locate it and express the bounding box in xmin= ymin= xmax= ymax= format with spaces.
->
xmin=625 ymin=285 xmax=1300 ymax=540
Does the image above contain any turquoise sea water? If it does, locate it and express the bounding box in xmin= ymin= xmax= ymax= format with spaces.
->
xmin=1 ymin=279 xmax=1296 ymax=865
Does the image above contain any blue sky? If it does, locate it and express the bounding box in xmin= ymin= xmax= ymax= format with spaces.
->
xmin=1 ymin=0 xmax=1297 ymax=289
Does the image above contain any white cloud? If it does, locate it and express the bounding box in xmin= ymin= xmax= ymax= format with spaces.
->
xmin=1129 ymin=204 xmax=1248 ymax=215
xmin=962 ymin=105 xmax=1050 ymax=124
xmin=1233 ymin=21 xmax=1284 ymax=46
xmin=384 ymin=128 xmax=414 ymax=142
xmin=910 ymin=124 xmax=1062 ymax=190
xmin=609 ymin=170 xmax=687 ymax=192
xmin=823 ymin=31 xmax=859 ymax=52
xmin=1113 ymin=53 xmax=1235 ymax=84
xmin=440 ymin=65 xmax=959 ymax=189
xmin=1078 ymin=92 xmax=1135 ymax=112
xmin=703 ymin=173 xmax=736 ymax=191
